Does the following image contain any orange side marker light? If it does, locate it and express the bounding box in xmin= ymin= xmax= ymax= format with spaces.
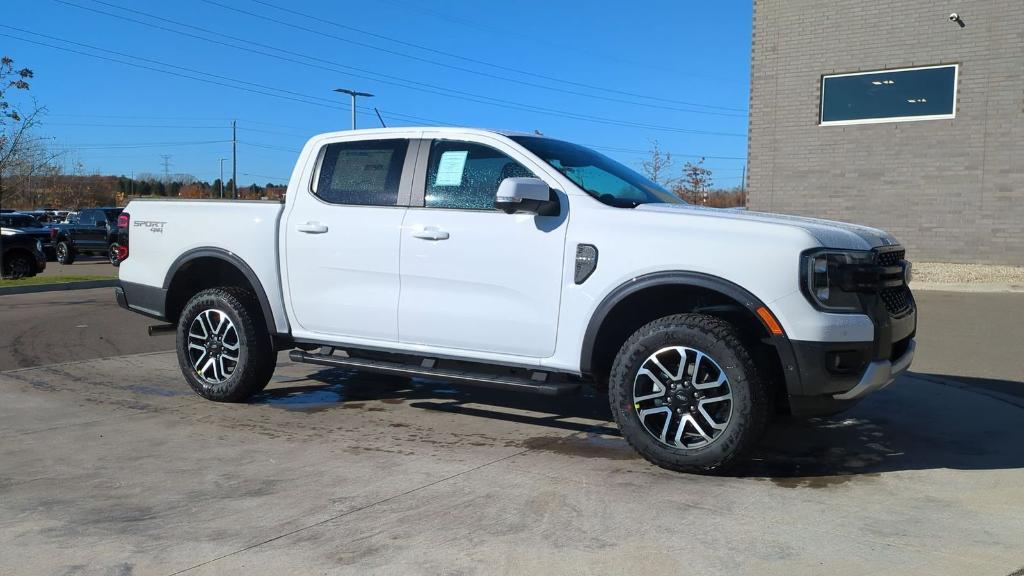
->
xmin=756 ymin=306 xmax=785 ymax=336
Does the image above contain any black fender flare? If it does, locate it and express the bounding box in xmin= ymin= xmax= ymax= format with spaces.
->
xmin=163 ymin=247 xmax=280 ymax=335
xmin=579 ymin=271 xmax=800 ymax=392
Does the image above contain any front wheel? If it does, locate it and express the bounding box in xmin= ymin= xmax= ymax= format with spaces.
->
xmin=2 ymin=253 xmax=33 ymax=279
xmin=608 ymin=313 xmax=769 ymax=474
xmin=176 ymin=287 xmax=276 ymax=402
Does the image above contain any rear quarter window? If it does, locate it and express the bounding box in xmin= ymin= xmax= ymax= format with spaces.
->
xmin=313 ymin=139 xmax=408 ymax=206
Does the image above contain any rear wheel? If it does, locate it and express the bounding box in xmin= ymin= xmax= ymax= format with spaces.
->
xmin=176 ymin=287 xmax=276 ymax=402
xmin=56 ymin=241 xmax=75 ymax=265
xmin=608 ymin=313 xmax=769 ymax=474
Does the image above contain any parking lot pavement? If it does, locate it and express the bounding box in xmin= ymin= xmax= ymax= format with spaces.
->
xmin=0 ymin=290 xmax=1022 ymax=575
xmin=39 ymin=259 xmax=119 ymax=278
xmin=0 ymin=288 xmax=173 ymax=371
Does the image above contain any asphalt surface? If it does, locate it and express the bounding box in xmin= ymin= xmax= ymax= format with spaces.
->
xmin=38 ymin=259 xmax=119 ymax=279
xmin=1 ymin=288 xmax=1022 ymax=575
xmin=0 ymin=287 xmax=173 ymax=371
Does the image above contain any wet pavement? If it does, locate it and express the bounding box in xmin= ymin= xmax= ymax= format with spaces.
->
xmin=1 ymin=349 xmax=1023 ymax=575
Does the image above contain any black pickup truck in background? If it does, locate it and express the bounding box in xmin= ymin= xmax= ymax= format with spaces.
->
xmin=52 ymin=207 xmax=124 ymax=266
xmin=0 ymin=213 xmax=57 ymax=260
xmin=1 ymin=231 xmax=47 ymax=278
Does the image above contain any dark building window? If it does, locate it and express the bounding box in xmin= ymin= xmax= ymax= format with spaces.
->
xmin=820 ymin=65 xmax=957 ymax=125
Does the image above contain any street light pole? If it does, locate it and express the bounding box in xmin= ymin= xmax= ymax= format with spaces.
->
xmin=333 ymin=88 xmax=374 ymax=130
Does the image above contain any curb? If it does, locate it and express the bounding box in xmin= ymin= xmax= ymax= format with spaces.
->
xmin=0 ymin=278 xmax=118 ymax=296
xmin=910 ymin=282 xmax=1024 ymax=293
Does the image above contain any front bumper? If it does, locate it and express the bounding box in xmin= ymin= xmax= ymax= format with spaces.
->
xmin=832 ymin=339 xmax=915 ymax=401
xmin=784 ymin=268 xmax=917 ymax=417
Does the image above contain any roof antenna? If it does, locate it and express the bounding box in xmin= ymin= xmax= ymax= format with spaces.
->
xmin=374 ymin=107 xmax=387 ymax=128
xmin=534 ymin=129 xmax=543 ymax=135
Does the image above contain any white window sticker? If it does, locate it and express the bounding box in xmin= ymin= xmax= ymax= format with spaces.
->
xmin=435 ymin=150 xmax=469 ymax=186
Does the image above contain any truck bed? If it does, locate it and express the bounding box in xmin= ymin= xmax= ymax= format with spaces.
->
xmin=117 ymin=199 xmax=289 ymax=333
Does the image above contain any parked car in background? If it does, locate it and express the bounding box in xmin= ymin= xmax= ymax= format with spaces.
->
xmin=1 ymin=230 xmax=47 ymax=279
xmin=0 ymin=212 xmax=57 ymax=260
xmin=52 ymin=207 xmax=124 ymax=266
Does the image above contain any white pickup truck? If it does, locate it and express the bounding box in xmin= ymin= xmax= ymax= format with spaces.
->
xmin=115 ymin=127 xmax=916 ymax=473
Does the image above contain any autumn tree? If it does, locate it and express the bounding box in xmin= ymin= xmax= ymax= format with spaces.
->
xmin=675 ymin=157 xmax=713 ymax=204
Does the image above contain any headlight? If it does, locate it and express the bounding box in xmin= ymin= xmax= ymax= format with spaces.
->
xmin=802 ymin=250 xmax=874 ymax=312
xmin=35 ymin=239 xmax=44 ymax=253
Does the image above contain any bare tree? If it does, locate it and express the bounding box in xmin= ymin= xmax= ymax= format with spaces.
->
xmin=641 ymin=140 xmax=677 ymax=188
xmin=0 ymin=56 xmax=41 ymax=210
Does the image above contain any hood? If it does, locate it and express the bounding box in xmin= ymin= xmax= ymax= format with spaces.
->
xmin=1 ymin=225 xmax=51 ymax=236
xmin=633 ymin=204 xmax=899 ymax=251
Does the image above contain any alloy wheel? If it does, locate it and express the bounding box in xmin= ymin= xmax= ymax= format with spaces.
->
xmin=633 ymin=346 xmax=733 ymax=449
xmin=187 ymin=309 xmax=240 ymax=384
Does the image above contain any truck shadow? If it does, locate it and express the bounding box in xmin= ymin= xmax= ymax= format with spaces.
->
xmin=253 ymin=368 xmax=1024 ymax=478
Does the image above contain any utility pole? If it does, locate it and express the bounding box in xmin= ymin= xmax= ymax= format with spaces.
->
xmin=219 ymin=158 xmax=227 ymax=199
xmin=231 ymin=120 xmax=237 ymax=199
xmin=333 ymin=88 xmax=374 ymax=130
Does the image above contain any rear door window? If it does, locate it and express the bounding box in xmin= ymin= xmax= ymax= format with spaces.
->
xmin=313 ymin=139 xmax=408 ymax=206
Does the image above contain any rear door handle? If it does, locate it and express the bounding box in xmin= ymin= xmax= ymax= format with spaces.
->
xmin=411 ymin=227 xmax=449 ymax=241
xmin=296 ymin=222 xmax=328 ymax=234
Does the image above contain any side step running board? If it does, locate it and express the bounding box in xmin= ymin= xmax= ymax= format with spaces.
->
xmin=288 ymin=350 xmax=579 ymax=397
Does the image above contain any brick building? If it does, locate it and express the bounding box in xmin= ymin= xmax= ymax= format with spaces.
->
xmin=747 ymin=0 xmax=1024 ymax=264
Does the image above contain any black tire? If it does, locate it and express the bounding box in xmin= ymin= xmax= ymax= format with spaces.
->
xmin=2 ymin=253 xmax=33 ymax=279
xmin=176 ymin=287 xmax=276 ymax=402
xmin=109 ymin=243 xmax=121 ymax=267
xmin=55 ymin=241 xmax=76 ymax=265
xmin=608 ymin=313 xmax=769 ymax=474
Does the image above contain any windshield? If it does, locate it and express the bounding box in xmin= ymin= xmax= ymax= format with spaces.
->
xmin=510 ymin=136 xmax=683 ymax=208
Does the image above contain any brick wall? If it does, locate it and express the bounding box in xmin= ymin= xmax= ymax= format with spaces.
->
xmin=748 ymin=0 xmax=1024 ymax=264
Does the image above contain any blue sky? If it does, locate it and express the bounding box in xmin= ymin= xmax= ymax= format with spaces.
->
xmin=3 ymin=0 xmax=752 ymax=187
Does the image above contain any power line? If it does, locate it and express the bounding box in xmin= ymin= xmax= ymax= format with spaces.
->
xmin=230 ymin=0 xmax=747 ymax=114
xmin=584 ymin=143 xmax=747 ymax=161
xmin=240 ymin=171 xmax=288 ymax=182
xmin=52 ymin=140 xmax=233 ymax=150
xmin=52 ymin=1 xmax=746 ymax=135
xmin=0 ymin=28 xmax=340 ymax=110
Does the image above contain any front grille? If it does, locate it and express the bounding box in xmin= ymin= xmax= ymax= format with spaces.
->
xmin=875 ymin=248 xmax=912 ymax=317
xmin=876 ymin=249 xmax=905 ymax=267
xmin=881 ymin=287 xmax=912 ymax=316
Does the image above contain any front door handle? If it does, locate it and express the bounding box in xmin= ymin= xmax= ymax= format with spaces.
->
xmin=296 ymin=222 xmax=328 ymax=234
xmin=411 ymin=227 xmax=450 ymax=241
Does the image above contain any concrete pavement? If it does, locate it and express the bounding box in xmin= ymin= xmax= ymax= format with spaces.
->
xmin=1 ymin=289 xmax=1023 ymax=575
xmin=2 ymin=353 xmax=1022 ymax=575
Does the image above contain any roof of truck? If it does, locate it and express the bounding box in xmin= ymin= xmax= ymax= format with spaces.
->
xmin=311 ymin=126 xmax=546 ymax=140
